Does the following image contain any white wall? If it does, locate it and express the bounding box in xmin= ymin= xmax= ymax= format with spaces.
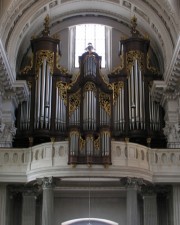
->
xmin=54 ymin=195 xmax=126 ymax=225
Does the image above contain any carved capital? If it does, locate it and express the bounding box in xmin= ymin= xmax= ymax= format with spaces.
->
xmin=121 ymin=177 xmax=145 ymax=189
xmin=37 ymin=177 xmax=55 ymax=189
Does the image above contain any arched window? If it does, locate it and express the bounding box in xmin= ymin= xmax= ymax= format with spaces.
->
xmin=75 ymin=24 xmax=105 ymax=67
xmin=69 ymin=24 xmax=111 ymax=71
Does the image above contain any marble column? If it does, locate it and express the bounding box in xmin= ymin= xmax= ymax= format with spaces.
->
xmin=21 ymin=190 xmax=36 ymax=225
xmin=172 ymin=185 xmax=180 ymax=225
xmin=0 ymin=184 xmax=7 ymax=225
xmin=41 ymin=177 xmax=54 ymax=225
xmin=124 ymin=178 xmax=141 ymax=225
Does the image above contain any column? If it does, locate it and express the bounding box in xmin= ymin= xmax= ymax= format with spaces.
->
xmin=21 ymin=189 xmax=36 ymax=225
xmin=0 ymin=184 xmax=7 ymax=225
xmin=142 ymin=186 xmax=157 ymax=225
xmin=0 ymin=94 xmax=16 ymax=147
xmin=124 ymin=177 xmax=140 ymax=225
xmin=163 ymin=98 xmax=179 ymax=148
xmin=41 ymin=177 xmax=54 ymax=225
xmin=172 ymin=185 xmax=180 ymax=225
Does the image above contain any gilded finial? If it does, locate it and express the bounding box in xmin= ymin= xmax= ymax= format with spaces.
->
xmin=130 ymin=15 xmax=139 ymax=37
xmin=42 ymin=14 xmax=50 ymax=36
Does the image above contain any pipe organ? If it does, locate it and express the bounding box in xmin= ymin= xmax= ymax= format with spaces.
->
xmin=15 ymin=16 xmax=166 ymax=165
xmin=68 ymin=44 xmax=113 ymax=165
xmin=108 ymin=16 xmax=165 ymax=147
xmin=15 ymin=15 xmax=71 ymax=146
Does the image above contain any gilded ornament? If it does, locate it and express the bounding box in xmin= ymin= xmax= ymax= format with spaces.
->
xmin=36 ymin=50 xmax=54 ymax=76
xmin=21 ymin=54 xmax=33 ymax=74
xmin=80 ymin=136 xmax=85 ymax=152
xmin=126 ymin=50 xmax=144 ymax=74
xmin=56 ymin=52 xmax=69 ymax=75
xmin=94 ymin=136 xmax=100 ymax=152
xmin=56 ymin=81 xmax=70 ymax=105
xmin=111 ymin=81 xmax=124 ymax=103
xmin=99 ymin=91 xmax=111 ymax=116
xmin=147 ymin=54 xmax=159 ymax=74
xmin=84 ymin=82 xmax=96 ymax=93
xmin=112 ymin=54 xmax=124 ymax=74
xmin=69 ymin=89 xmax=81 ymax=116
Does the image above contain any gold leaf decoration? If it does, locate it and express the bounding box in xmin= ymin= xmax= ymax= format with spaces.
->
xmin=126 ymin=50 xmax=144 ymax=74
xmin=69 ymin=89 xmax=81 ymax=116
xmin=99 ymin=91 xmax=111 ymax=116
xmin=36 ymin=50 xmax=54 ymax=76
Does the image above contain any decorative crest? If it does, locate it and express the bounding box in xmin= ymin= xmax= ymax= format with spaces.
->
xmin=42 ymin=14 xmax=50 ymax=36
xmin=130 ymin=15 xmax=139 ymax=37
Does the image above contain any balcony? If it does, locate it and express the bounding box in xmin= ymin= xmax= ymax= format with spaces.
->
xmin=0 ymin=141 xmax=180 ymax=183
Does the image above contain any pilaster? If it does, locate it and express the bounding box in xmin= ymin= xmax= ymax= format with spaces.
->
xmin=141 ymin=186 xmax=157 ymax=225
xmin=21 ymin=189 xmax=37 ymax=225
xmin=172 ymin=185 xmax=180 ymax=225
xmin=0 ymin=184 xmax=7 ymax=225
xmin=163 ymin=96 xmax=180 ymax=148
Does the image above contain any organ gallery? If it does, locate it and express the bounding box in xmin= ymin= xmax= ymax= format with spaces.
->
xmin=15 ymin=16 xmax=166 ymax=165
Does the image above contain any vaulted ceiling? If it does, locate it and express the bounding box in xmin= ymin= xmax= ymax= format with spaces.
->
xmin=0 ymin=0 xmax=180 ymax=104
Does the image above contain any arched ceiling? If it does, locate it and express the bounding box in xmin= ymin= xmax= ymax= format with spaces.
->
xmin=0 ymin=0 xmax=180 ymax=102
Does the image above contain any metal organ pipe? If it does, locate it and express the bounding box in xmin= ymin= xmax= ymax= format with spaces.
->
xmin=40 ymin=59 xmax=46 ymax=128
xmin=70 ymin=132 xmax=78 ymax=156
xmin=45 ymin=64 xmax=49 ymax=128
xmin=55 ymin=87 xmax=59 ymax=129
xmin=114 ymin=86 xmax=124 ymax=131
xmin=83 ymin=90 xmax=96 ymax=131
xmin=128 ymin=60 xmax=146 ymax=131
xmin=135 ymin=60 xmax=139 ymax=128
xmin=101 ymin=131 xmax=110 ymax=156
xmin=149 ymin=95 xmax=161 ymax=131
xmin=36 ymin=67 xmax=41 ymax=129
xmin=86 ymin=136 xmax=93 ymax=156
xmin=121 ymin=87 xmax=124 ymax=129
xmin=139 ymin=70 xmax=143 ymax=129
xmin=84 ymin=56 xmax=96 ymax=77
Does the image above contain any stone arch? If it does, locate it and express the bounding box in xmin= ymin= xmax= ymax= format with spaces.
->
xmin=61 ymin=218 xmax=118 ymax=225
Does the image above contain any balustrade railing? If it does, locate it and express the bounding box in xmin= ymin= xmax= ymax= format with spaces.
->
xmin=0 ymin=141 xmax=180 ymax=182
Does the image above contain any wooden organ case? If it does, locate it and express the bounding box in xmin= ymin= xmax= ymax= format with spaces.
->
xmin=68 ymin=43 xmax=113 ymax=165
xmin=108 ymin=16 xmax=166 ymax=147
xmin=15 ymin=15 xmax=72 ymax=147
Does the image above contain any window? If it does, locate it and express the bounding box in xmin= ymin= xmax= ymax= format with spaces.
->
xmin=75 ymin=24 xmax=106 ymax=68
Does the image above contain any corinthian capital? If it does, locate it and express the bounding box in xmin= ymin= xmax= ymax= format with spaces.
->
xmin=37 ymin=177 xmax=55 ymax=189
xmin=121 ymin=177 xmax=145 ymax=189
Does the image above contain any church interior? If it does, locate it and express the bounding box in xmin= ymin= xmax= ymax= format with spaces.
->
xmin=0 ymin=0 xmax=180 ymax=225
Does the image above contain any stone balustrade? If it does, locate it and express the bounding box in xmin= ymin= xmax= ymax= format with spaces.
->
xmin=0 ymin=141 xmax=180 ymax=183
